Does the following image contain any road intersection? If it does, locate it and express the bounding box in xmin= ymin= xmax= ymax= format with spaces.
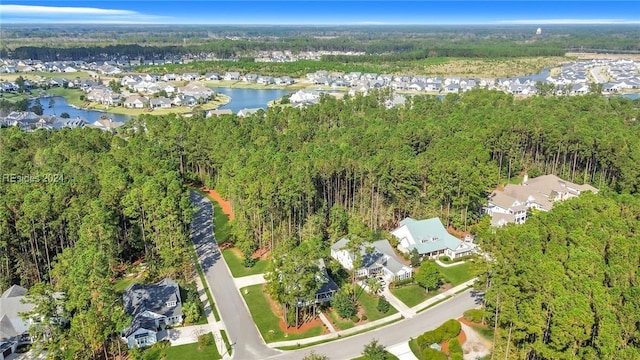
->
xmin=190 ymin=191 xmax=480 ymax=360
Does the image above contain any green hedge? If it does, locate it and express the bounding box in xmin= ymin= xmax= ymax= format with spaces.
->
xmin=449 ymin=338 xmax=463 ymax=360
xmin=463 ymin=309 xmax=484 ymax=323
xmin=414 ymin=319 xmax=462 ymax=359
xmin=422 ymin=348 xmax=448 ymax=360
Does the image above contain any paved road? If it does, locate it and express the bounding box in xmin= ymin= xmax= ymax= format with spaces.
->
xmin=191 ymin=190 xmax=480 ymax=360
xmin=190 ymin=191 xmax=280 ymax=360
xmin=590 ymin=67 xmax=606 ymax=83
xmin=266 ymin=289 xmax=481 ymax=360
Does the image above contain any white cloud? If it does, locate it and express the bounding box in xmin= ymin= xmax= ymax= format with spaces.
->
xmin=0 ymin=4 xmax=136 ymax=15
xmin=498 ymin=19 xmax=640 ymax=25
xmin=0 ymin=4 xmax=171 ymax=23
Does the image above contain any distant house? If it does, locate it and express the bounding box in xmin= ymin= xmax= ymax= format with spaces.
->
xmin=330 ymin=238 xmax=413 ymax=281
xmin=243 ymin=74 xmax=258 ymax=83
xmin=223 ymin=72 xmax=241 ymax=81
xmin=237 ymin=108 xmax=262 ymax=117
xmin=122 ymin=278 xmax=183 ymax=349
xmin=1 ymin=285 xmax=34 ymax=360
xmin=392 ymin=217 xmax=475 ymax=259
xmin=275 ymin=76 xmax=294 ymax=85
xmin=178 ymin=84 xmax=213 ymax=100
xmin=149 ymin=97 xmax=172 ymax=109
xmin=182 ymin=73 xmax=200 ymax=81
xmin=206 ymin=109 xmax=233 ymax=117
xmin=124 ymin=95 xmax=148 ymax=109
xmin=486 ymin=174 xmax=598 ymax=227
xmin=205 ymin=73 xmax=221 ymax=81
xmin=257 ymin=76 xmax=275 ymax=85
xmin=87 ymin=118 xmax=125 ymax=132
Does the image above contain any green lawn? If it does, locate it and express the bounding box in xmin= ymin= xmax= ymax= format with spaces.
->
xmin=357 ymin=289 xmax=398 ymax=321
xmin=437 ymin=262 xmax=475 ymax=286
xmin=113 ymin=277 xmax=137 ymax=293
xmin=390 ymin=284 xmax=435 ymax=308
xmin=408 ymin=338 xmax=423 ymax=360
xmin=47 ymin=87 xmax=85 ymax=107
xmin=140 ymin=334 xmax=221 ymax=360
xmin=326 ymin=288 xmax=398 ymax=330
xmin=351 ymin=351 xmax=400 ymax=360
xmin=240 ymin=284 xmax=325 ymax=343
xmin=210 ymin=198 xmax=231 ymax=243
xmin=326 ymin=308 xmax=356 ymax=330
xmin=221 ymin=248 xmax=268 ymax=278
xmin=220 ymin=329 xmax=233 ymax=355
xmin=470 ymin=324 xmax=495 ymax=341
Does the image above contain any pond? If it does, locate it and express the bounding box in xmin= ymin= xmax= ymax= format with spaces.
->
xmin=212 ymin=87 xmax=292 ymax=113
xmin=29 ymin=96 xmax=131 ymax=123
xmin=621 ymin=93 xmax=640 ymax=100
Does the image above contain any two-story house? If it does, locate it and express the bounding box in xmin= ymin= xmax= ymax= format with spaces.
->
xmin=122 ymin=278 xmax=183 ymax=349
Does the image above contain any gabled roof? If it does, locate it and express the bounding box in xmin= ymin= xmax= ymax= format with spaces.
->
xmin=0 ymin=285 xmax=34 ymax=341
xmin=123 ymin=278 xmax=182 ymax=321
xmin=123 ymin=316 xmax=158 ymax=338
xmin=1 ymin=285 xmax=27 ymax=298
xmin=393 ymin=217 xmax=462 ymax=255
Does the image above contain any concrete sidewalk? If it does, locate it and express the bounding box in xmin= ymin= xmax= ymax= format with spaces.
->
xmin=386 ymin=342 xmax=419 ymax=360
xmin=382 ymin=287 xmax=416 ymax=319
xmin=411 ymin=278 xmax=476 ymax=313
xmin=266 ymin=278 xmax=477 ymax=349
xmin=267 ymin=313 xmax=403 ymax=348
xmin=435 ymin=259 xmax=467 ymax=268
xmin=233 ymin=273 xmax=266 ymax=288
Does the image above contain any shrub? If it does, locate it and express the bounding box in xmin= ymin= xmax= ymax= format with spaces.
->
xmin=391 ymin=277 xmax=414 ymax=288
xmin=377 ymin=296 xmax=390 ymax=313
xmin=449 ymin=338 xmax=463 ymax=357
xmin=243 ymin=256 xmax=257 ymax=268
xmin=361 ymin=314 xmax=368 ymax=321
xmin=422 ymin=347 xmax=448 ymax=360
xmin=440 ymin=256 xmax=451 ymax=262
xmin=440 ymin=319 xmax=461 ymax=339
xmin=198 ymin=333 xmax=213 ymax=347
xmin=410 ymin=248 xmax=421 ymax=267
xmin=333 ymin=289 xmax=358 ymax=318
xmin=464 ymin=309 xmax=485 ymax=323
xmin=351 ymin=315 xmax=360 ymax=323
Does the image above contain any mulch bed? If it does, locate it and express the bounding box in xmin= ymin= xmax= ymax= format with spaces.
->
xmin=200 ymin=187 xmax=235 ymax=220
xmin=263 ymin=285 xmax=328 ymax=336
xmin=441 ymin=324 xmax=467 ymax=355
xmin=458 ymin=316 xmax=489 ymax=328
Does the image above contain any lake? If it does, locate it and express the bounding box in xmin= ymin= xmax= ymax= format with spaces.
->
xmin=213 ymin=87 xmax=292 ymax=113
xmin=621 ymin=93 xmax=640 ymax=100
xmin=30 ymin=96 xmax=131 ymax=123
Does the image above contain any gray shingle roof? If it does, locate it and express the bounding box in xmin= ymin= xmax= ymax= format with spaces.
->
xmin=123 ymin=278 xmax=182 ymax=320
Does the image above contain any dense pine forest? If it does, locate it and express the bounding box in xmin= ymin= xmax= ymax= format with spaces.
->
xmin=0 ymin=127 xmax=193 ymax=357
xmin=1 ymin=89 xmax=639 ymax=358
xmin=477 ymin=193 xmax=640 ymax=359
xmin=134 ymin=90 xmax=640 ymax=256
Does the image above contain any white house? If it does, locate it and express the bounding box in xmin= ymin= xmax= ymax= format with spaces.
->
xmin=485 ymin=174 xmax=598 ymax=227
xmin=392 ymin=217 xmax=475 ymax=259
xmin=122 ymin=278 xmax=183 ymax=349
xmin=330 ymin=238 xmax=412 ymax=282
xmin=124 ymin=95 xmax=147 ymax=109
xmin=1 ymin=286 xmax=34 ymax=360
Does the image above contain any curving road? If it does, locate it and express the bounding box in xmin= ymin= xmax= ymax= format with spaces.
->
xmin=190 ymin=190 xmax=481 ymax=360
xmin=190 ymin=191 xmax=280 ymax=360
xmin=266 ymin=290 xmax=480 ymax=360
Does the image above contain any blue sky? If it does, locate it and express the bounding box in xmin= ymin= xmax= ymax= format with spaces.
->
xmin=1 ymin=1 xmax=639 ymax=25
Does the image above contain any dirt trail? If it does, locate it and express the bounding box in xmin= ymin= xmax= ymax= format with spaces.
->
xmin=201 ymin=187 xmax=235 ymax=220
xmin=460 ymin=322 xmax=492 ymax=360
